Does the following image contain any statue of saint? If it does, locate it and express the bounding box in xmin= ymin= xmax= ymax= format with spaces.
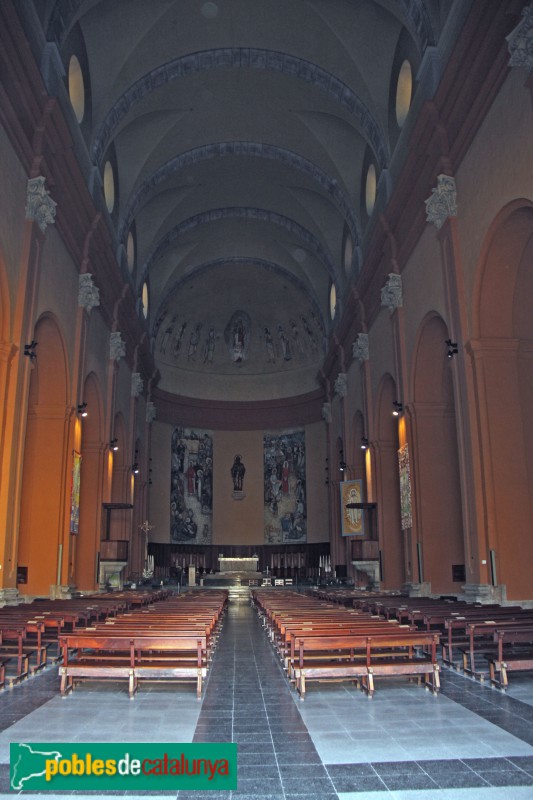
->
xmin=231 ymin=454 xmax=246 ymax=492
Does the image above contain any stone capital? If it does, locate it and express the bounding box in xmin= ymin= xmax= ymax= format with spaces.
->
xmin=334 ymin=372 xmax=348 ymax=398
xmin=146 ymin=401 xmax=156 ymax=423
xmin=109 ymin=331 xmax=126 ymax=361
xmin=78 ymin=273 xmax=100 ymax=312
xmin=380 ymin=273 xmax=403 ymax=310
xmin=352 ymin=332 xmax=369 ymax=361
xmin=425 ymin=174 xmax=457 ymax=229
xmin=321 ymin=402 xmax=332 ymax=424
xmin=507 ymin=3 xmax=533 ymax=73
xmin=25 ymin=176 xmax=57 ymax=233
xmin=131 ymin=372 xmax=143 ymax=397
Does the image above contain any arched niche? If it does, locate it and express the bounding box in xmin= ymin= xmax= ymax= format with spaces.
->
xmin=411 ymin=313 xmax=464 ymax=593
xmin=18 ymin=315 xmax=70 ymax=595
xmin=472 ymin=202 xmax=533 ymax=600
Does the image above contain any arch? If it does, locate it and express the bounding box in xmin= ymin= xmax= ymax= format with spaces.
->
xmin=0 ymin=250 xmax=10 ymax=341
xmin=18 ymin=314 xmax=70 ymax=595
xmin=471 ymin=202 xmax=533 ymax=599
xmin=152 ymin=257 xmax=327 ymax=343
xmin=75 ymin=372 xmax=104 ymax=590
xmin=473 ymin=200 xmax=533 ymax=339
xmin=140 ymin=207 xmax=338 ymax=290
xmin=411 ymin=313 xmax=464 ymax=593
xmin=89 ymin=48 xmax=389 ymax=170
xmin=118 ymin=142 xmax=360 ymax=247
xmin=374 ymin=373 xmax=404 ymax=589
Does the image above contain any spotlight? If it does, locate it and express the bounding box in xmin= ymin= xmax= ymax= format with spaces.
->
xmin=446 ymin=339 xmax=458 ymax=358
xmin=132 ymin=462 xmax=139 ymax=475
xmin=24 ymin=340 xmax=38 ymax=361
xmin=110 ymin=438 xmax=118 ymax=451
xmin=392 ymin=401 xmax=403 ymax=416
xmin=360 ymin=437 xmax=369 ymax=450
xmin=339 ymin=449 xmax=346 ymax=472
xmin=77 ymin=402 xmax=88 ymax=417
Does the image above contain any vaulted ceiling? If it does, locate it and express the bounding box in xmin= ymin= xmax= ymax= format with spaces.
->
xmin=36 ymin=0 xmax=451 ymax=401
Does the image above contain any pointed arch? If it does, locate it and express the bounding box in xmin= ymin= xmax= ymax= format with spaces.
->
xmin=471 ymin=201 xmax=533 ymax=599
xmin=18 ymin=314 xmax=70 ymax=595
xmin=411 ymin=312 xmax=464 ymax=593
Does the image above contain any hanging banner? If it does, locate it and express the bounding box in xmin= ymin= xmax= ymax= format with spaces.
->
xmin=340 ymin=479 xmax=365 ymax=536
xmin=70 ymin=451 xmax=82 ymax=534
xmin=398 ymin=443 xmax=413 ymax=529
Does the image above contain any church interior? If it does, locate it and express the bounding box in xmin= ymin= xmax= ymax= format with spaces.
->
xmin=1 ymin=1 xmax=533 ymax=798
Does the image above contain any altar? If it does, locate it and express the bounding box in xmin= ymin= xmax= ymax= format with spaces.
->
xmin=218 ymin=556 xmax=258 ymax=573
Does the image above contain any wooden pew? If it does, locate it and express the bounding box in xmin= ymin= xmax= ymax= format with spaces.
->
xmin=487 ymin=627 xmax=533 ymax=690
xmin=59 ymin=632 xmax=208 ymax=698
xmin=289 ymin=631 xmax=440 ymax=700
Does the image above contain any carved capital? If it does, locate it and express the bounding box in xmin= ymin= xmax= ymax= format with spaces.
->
xmin=507 ymin=3 xmax=533 ymax=73
xmin=352 ymin=332 xmax=369 ymax=361
xmin=146 ymin=401 xmax=156 ymax=423
xmin=425 ymin=174 xmax=457 ymax=229
xmin=131 ymin=372 xmax=143 ymax=397
xmin=334 ymin=372 xmax=348 ymax=398
xmin=78 ymin=273 xmax=100 ymax=312
xmin=322 ymin=402 xmax=332 ymax=424
xmin=25 ymin=176 xmax=57 ymax=233
xmin=381 ymin=273 xmax=403 ymax=310
xmin=109 ymin=331 xmax=126 ymax=361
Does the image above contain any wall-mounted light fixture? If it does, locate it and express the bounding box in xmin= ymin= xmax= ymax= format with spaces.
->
xmin=445 ymin=339 xmax=458 ymax=358
xmin=110 ymin=438 xmax=118 ymax=451
xmin=360 ymin=437 xmax=369 ymax=450
xmin=325 ymin=457 xmax=329 ymax=486
xmin=339 ymin=448 xmax=347 ymax=472
xmin=24 ymin=340 xmax=38 ymax=361
xmin=77 ymin=402 xmax=88 ymax=417
xmin=132 ymin=462 xmax=139 ymax=475
xmin=392 ymin=400 xmax=403 ymax=416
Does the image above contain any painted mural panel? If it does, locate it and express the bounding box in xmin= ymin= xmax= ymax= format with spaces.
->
xmin=340 ymin=479 xmax=365 ymax=536
xmin=264 ymin=429 xmax=306 ymax=543
xmin=398 ymin=443 xmax=413 ymax=530
xmin=170 ymin=427 xmax=213 ymax=543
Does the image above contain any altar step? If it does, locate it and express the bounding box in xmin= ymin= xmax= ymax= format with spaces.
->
xmin=228 ymin=584 xmax=251 ymax=602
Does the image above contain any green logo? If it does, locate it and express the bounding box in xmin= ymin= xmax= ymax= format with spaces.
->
xmin=10 ymin=742 xmax=237 ymax=791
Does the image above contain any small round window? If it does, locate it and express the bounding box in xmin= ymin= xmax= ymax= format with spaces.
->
xmin=68 ymin=55 xmax=85 ymax=123
xmin=103 ymin=161 xmax=115 ymax=213
xmin=365 ymin=163 xmax=377 ymax=215
xmin=127 ymin=231 xmax=135 ymax=272
xmin=141 ymin=282 xmax=149 ymax=318
xmin=329 ymin=282 xmax=337 ymax=321
xmin=395 ymin=60 xmax=412 ymax=127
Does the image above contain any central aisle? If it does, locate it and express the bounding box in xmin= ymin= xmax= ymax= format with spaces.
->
xmin=182 ymin=596 xmax=339 ymax=800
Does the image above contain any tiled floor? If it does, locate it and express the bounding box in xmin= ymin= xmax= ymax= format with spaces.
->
xmin=1 ymin=593 xmax=533 ymax=799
